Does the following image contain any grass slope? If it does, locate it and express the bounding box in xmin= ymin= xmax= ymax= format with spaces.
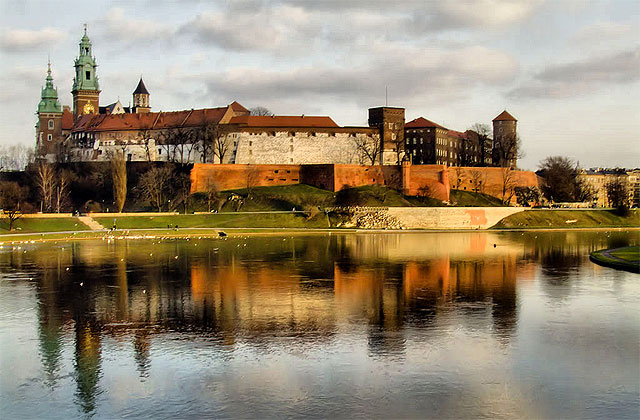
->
xmin=0 ymin=217 xmax=90 ymax=233
xmin=94 ymin=212 xmax=336 ymax=229
xmin=449 ymin=189 xmax=504 ymax=207
xmin=590 ymin=246 xmax=640 ymax=273
xmin=493 ymin=209 xmax=640 ymax=229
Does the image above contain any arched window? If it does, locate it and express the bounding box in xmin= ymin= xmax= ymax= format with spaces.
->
xmin=48 ymin=119 xmax=54 ymax=129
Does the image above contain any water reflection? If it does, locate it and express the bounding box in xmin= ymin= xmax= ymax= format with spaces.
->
xmin=0 ymin=230 xmax=637 ymax=418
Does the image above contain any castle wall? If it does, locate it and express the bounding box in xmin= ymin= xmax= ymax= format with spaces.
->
xmin=405 ymin=164 xmax=450 ymax=201
xmin=448 ymin=166 xmax=539 ymax=204
xmin=231 ymin=130 xmax=373 ymax=165
xmin=190 ymin=164 xmax=302 ymax=193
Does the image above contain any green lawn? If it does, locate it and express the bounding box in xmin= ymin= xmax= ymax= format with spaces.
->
xmin=449 ymin=189 xmax=505 ymax=207
xmin=0 ymin=217 xmax=90 ymax=233
xmin=590 ymin=246 xmax=640 ymax=273
xmin=94 ymin=212 xmax=335 ymax=229
xmin=493 ymin=209 xmax=640 ymax=229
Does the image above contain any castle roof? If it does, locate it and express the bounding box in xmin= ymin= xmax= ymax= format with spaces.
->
xmin=62 ymin=108 xmax=73 ymax=130
xmin=447 ymin=130 xmax=469 ymax=139
xmin=228 ymin=115 xmax=339 ymax=128
xmin=72 ymin=106 xmax=229 ymax=133
xmin=229 ymin=101 xmax=248 ymax=113
xmin=405 ymin=117 xmax=447 ymax=130
xmin=493 ymin=110 xmax=517 ymax=121
xmin=133 ymin=78 xmax=149 ymax=95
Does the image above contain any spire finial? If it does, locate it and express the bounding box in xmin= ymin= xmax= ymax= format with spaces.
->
xmin=84 ymin=23 xmax=87 ymax=35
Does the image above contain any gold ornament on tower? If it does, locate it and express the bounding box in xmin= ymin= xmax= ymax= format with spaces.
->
xmin=83 ymin=100 xmax=95 ymax=114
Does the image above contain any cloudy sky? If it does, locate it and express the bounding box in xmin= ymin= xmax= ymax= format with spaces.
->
xmin=0 ymin=0 xmax=638 ymax=169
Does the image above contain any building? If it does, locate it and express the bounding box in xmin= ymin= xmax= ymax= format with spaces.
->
xmin=492 ymin=110 xmax=518 ymax=168
xmin=39 ymin=28 xmax=380 ymax=165
xmin=579 ymin=169 xmax=635 ymax=207
xmin=35 ymin=61 xmax=73 ymax=157
xmin=368 ymin=107 xmax=405 ymax=165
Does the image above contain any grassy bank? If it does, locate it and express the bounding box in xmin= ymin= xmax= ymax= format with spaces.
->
xmin=93 ymin=212 xmax=339 ymax=230
xmin=0 ymin=217 xmax=90 ymax=233
xmin=590 ymin=246 xmax=640 ymax=273
xmin=493 ymin=209 xmax=640 ymax=229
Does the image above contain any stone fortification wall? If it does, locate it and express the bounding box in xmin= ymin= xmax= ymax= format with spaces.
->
xmin=190 ymin=163 xmax=538 ymax=206
xmin=231 ymin=130 xmax=377 ymax=165
xmin=190 ymin=163 xmax=302 ymax=192
xmin=345 ymin=207 xmax=524 ymax=230
xmin=448 ymin=166 xmax=539 ymax=203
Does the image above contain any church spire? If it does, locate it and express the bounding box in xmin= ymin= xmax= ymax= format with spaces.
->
xmin=38 ymin=61 xmax=61 ymax=114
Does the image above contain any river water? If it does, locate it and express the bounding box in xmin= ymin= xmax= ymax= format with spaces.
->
xmin=0 ymin=231 xmax=638 ymax=419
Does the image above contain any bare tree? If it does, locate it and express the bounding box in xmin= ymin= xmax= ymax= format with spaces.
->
xmin=605 ymin=175 xmax=629 ymax=210
xmin=195 ymin=122 xmax=218 ymax=163
xmin=470 ymin=123 xmax=492 ymax=166
xmin=388 ymin=124 xmax=405 ymax=165
xmin=109 ymin=151 xmax=127 ymax=212
xmin=250 ymin=106 xmax=274 ymax=116
xmin=138 ymin=166 xmax=173 ymax=212
xmin=54 ymin=170 xmax=71 ymax=213
xmin=205 ymin=180 xmax=220 ymax=212
xmin=469 ymin=169 xmax=485 ymax=194
xmin=162 ymin=127 xmax=196 ymax=166
xmin=353 ymin=135 xmax=381 ymax=166
xmin=454 ymin=167 xmax=464 ymax=189
xmin=138 ymin=126 xmax=155 ymax=162
xmin=0 ymin=144 xmax=34 ymax=171
xmin=34 ymin=161 xmax=56 ymax=212
xmin=0 ymin=181 xmax=28 ymax=231
xmin=500 ymin=167 xmax=517 ymax=205
xmin=493 ymin=132 xmax=523 ymax=168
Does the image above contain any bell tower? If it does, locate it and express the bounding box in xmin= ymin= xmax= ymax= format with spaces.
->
xmin=132 ymin=77 xmax=151 ymax=113
xmin=35 ymin=61 xmax=63 ymax=157
xmin=72 ymin=25 xmax=100 ymax=121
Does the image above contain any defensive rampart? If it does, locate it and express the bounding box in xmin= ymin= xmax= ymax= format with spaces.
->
xmin=190 ymin=163 xmax=538 ymax=204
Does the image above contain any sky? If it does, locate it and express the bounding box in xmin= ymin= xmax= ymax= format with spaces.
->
xmin=0 ymin=0 xmax=638 ymax=170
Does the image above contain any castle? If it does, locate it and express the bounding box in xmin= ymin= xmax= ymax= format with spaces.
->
xmin=36 ymin=28 xmax=518 ymax=170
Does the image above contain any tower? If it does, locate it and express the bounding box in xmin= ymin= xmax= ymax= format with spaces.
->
xmin=368 ymin=106 xmax=405 ymax=165
xmin=72 ymin=26 xmax=100 ymax=121
xmin=36 ymin=61 xmax=63 ymax=157
xmin=492 ymin=110 xmax=517 ymax=168
xmin=132 ymin=77 xmax=150 ymax=113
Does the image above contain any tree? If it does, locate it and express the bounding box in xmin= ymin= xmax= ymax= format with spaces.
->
xmin=172 ymin=171 xmax=192 ymax=214
xmin=195 ymin=122 xmax=217 ymax=163
xmin=388 ymin=124 xmax=405 ymax=165
xmin=138 ymin=126 xmax=155 ymax=162
xmin=454 ymin=167 xmax=464 ymax=189
xmin=500 ymin=167 xmax=517 ymax=205
xmin=515 ymin=186 xmax=541 ymax=207
xmin=493 ymin=132 xmax=523 ymax=168
xmin=109 ymin=151 xmax=127 ymax=212
xmin=470 ymin=123 xmax=492 ymax=166
xmin=353 ymin=135 xmax=381 ymax=166
xmin=0 ymin=181 xmax=28 ymax=231
xmin=605 ymin=175 xmax=629 ymax=213
xmin=54 ymin=170 xmax=71 ymax=213
xmin=205 ymin=180 xmax=220 ymax=212
xmin=249 ymin=106 xmax=273 ymax=116
xmin=0 ymin=144 xmax=34 ymax=171
xmin=469 ymin=169 xmax=485 ymax=193
xmin=538 ymin=156 xmax=591 ymax=203
xmin=137 ymin=166 xmax=173 ymax=212
xmin=34 ymin=161 xmax=55 ymax=212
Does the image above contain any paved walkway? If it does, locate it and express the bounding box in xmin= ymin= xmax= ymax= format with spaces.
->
xmin=77 ymin=216 xmax=105 ymax=230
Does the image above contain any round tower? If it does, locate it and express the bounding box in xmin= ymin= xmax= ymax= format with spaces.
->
xmin=72 ymin=25 xmax=100 ymax=121
xmin=36 ymin=61 xmax=63 ymax=157
xmin=492 ymin=110 xmax=517 ymax=167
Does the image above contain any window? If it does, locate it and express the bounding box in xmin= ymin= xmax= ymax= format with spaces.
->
xmin=47 ymin=134 xmax=52 ymax=141
xmin=249 ymin=141 xmax=252 ymax=146
xmin=127 ymin=154 xmax=132 ymax=161
xmin=158 ymin=149 xmax=162 ymax=155
xmin=290 ymin=145 xmax=293 ymax=152
xmin=86 ymin=71 xmax=91 ymax=80
xmin=48 ymin=119 xmax=54 ymax=129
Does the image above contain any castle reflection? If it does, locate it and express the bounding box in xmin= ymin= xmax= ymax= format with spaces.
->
xmin=2 ymin=230 xmax=630 ymax=415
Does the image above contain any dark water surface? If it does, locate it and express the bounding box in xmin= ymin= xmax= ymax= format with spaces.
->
xmin=1 ymin=231 xmax=638 ymax=419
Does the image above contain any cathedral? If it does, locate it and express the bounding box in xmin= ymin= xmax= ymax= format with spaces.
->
xmin=35 ymin=28 xmax=517 ymax=168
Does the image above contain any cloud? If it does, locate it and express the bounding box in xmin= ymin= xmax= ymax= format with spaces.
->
xmin=508 ymin=47 xmax=640 ymax=99
xmin=570 ymin=22 xmax=635 ymax=48
xmin=198 ymin=44 xmax=517 ymax=109
xmin=100 ymin=7 xmax=175 ymax=42
xmin=0 ymin=28 xmax=67 ymax=52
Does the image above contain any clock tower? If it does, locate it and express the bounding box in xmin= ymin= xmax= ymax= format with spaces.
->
xmin=72 ymin=25 xmax=100 ymax=121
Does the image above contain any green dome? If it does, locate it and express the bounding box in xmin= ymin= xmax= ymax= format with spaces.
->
xmin=37 ymin=62 xmax=62 ymax=114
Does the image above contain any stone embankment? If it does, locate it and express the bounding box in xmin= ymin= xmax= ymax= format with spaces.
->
xmin=336 ymin=206 xmax=524 ymax=230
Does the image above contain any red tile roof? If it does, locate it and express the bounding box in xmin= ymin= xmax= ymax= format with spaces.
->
xmin=404 ymin=117 xmax=447 ymax=130
xmin=447 ymin=130 xmax=469 ymax=139
xmin=493 ymin=110 xmax=517 ymax=121
xmin=61 ymin=108 xmax=73 ymax=130
xmin=72 ymin=107 xmax=229 ymax=133
xmin=228 ymin=115 xmax=338 ymax=128
xmin=229 ymin=101 xmax=249 ymax=113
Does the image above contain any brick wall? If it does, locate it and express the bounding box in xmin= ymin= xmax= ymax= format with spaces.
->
xmin=448 ymin=166 xmax=539 ymax=203
xmin=190 ymin=163 xmax=303 ymax=193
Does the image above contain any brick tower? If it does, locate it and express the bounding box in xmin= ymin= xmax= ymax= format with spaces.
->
xmin=72 ymin=26 xmax=100 ymax=121
xmin=492 ymin=110 xmax=517 ymax=168
xmin=368 ymin=106 xmax=405 ymax=165
xmin=35 ymin=61 xmax=63 ymax=158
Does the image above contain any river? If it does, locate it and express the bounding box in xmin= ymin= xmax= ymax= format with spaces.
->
xmin=0 ymin=231 xmax=638 ymax=418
